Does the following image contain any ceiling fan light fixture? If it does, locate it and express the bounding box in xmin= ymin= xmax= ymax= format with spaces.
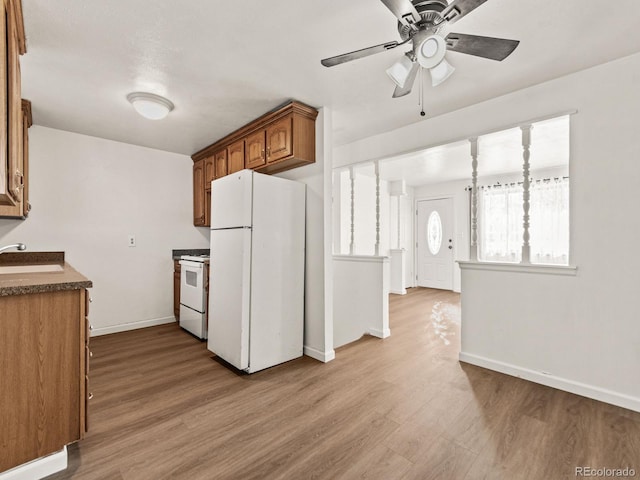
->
xmin=386 ymin=54 xmax=415 ymax=88
xmin=127 ymin=92 xmax=174 ymax=120
xmin=416 ymin=34 xmax=447 ymax=69
xmin=429 ymin=58 xmax=455 ymax=86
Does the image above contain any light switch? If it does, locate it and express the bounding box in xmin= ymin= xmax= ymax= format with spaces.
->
xmin=128 ymin=235 xmax=136 ymax=247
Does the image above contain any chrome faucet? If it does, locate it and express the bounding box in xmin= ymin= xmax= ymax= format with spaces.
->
xmin=0 ymin=243 xmax=27 ymax=254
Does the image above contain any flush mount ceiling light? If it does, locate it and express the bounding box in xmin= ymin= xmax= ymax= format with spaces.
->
xmin=127 ymin=92 xmax=174 ymax=120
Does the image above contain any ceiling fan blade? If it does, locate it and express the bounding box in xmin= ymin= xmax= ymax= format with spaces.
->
xmin=380 ymin=0 xmax=421 ymax=27
xmin=392 ymin=62 xmax=419 ymax=98
xmin=321 ymin=41 xmax=400 ymax=67
xmin=441 ymin=0 xmax=488 ymax=24
xmin=445 ymin=33 xmax=520 ymax=61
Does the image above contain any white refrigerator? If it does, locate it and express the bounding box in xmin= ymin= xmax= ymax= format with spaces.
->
xmin=207 ymin=169 xmax=305 ymax=373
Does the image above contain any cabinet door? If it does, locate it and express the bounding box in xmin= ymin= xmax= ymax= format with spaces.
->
xmin=204 ymin=156 xmax=215 ymax=188
xmin=266 ymin=115 xmax=292 ymax=164
xmin=0 ymin=290 xmax=82 ymax=472
xmin=214 ymin=149 xmax=228 ymax=179
xmin=205 ymin=188 xmax=211 ymax=227
xmin=7 ymin=7 xmax=21 ymax=202
xmin=227 ymin=139 xmax=245 ymax=174
xmin=245 ymin=130 xmax=266 ymax=169
xmin=193 ymin=160 xmax=205 ymax=226
xmin=21 ymin=99 xmax=29 ymax=216
xmin=0 ymin=3 xmax=14 ymax=206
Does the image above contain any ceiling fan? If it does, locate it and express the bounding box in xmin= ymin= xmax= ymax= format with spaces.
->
xmin=321 ymin=0 xmax=520 ymax=100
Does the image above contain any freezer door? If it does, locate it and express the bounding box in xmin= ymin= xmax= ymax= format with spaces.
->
xmin=210 ymin=169 xmax=253 ymax=229
xmin=207 ymin=227 xmax=252 ymax=370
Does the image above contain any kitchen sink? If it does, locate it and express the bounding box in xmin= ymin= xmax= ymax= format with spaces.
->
xmin=0 ymin=264 xmax=64 ymax=274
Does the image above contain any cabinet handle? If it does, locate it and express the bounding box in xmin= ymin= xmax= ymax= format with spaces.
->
xmin=267 ymin=147 xmax=271 ymax=158
xmin=261 ymin=149 xmax=265 ymax=159
xmin=89 ymin=350 xmax=93 ymax=358
xmin=89 ymin=296 xmax=93 ymax=303
xmin=89 ymin=324 xmax=93 ymax=331
xmin=88 ymin=393 xmax=94 ymax=400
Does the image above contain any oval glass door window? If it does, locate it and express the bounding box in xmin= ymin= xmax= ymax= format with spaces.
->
xmin=427 ymin=211 xmax=443 ymax=255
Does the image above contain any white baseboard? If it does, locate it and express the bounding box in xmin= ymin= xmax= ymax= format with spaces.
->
xmin=304 ymin=345 xmax=335 ymax=363
xmin=390 ymin=288 xmax=407 ymax=295
xmin=91 ymin=316 xmax=176 ymax=337
xmin=0 ymin=446 xmax=67 ymax=480
xmin=459 ymin=352 xmax=640 ymax=413
xmin=369 ymin=327 xmax=391 ymax=339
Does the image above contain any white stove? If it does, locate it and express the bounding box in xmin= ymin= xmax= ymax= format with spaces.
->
xmin=179 ymin=254 xmax=210 ymax=339
xmin=180 ymin=254 xmax=210 ymax=262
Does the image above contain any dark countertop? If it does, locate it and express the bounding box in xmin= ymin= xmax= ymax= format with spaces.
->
xmin=172 ymin=248 xmax=210 ymax=260
xmin=0 ymin=252 xmax=92 ymax=297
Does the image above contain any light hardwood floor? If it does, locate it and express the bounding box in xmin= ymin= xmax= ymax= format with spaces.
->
xmin=46 ymin=288 xmax=640 ymax=480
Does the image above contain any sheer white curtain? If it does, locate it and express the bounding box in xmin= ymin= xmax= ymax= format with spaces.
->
xmin=530 ymin=178 xmax=570 ymax=265
xmin=477 ymin=178 xmax=569 ymax=265
xmin=478 ymin=184 xmax=523 ymax=263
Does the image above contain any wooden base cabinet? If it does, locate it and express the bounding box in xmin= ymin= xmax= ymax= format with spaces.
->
xmin=0 ymin=288 xmax=90 ymax=472
xmin=173 ymin=259 xmax=181 ymax=320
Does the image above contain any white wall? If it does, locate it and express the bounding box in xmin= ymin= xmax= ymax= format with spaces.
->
xmin=334 ymin=52 xmax=640 ymax=410
xmin=388 ymin=187 xmax=414 ymax=288
xmin=333 ymin=255 xmax=389 ymax=348
xmin=0 ymin=126 xmax=209 ymax=334
xmin=277 ymin=107 xmax=334 ymax=363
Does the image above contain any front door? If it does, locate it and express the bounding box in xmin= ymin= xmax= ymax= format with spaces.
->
xmin=417 ymin=198 xmax=454 ymax=290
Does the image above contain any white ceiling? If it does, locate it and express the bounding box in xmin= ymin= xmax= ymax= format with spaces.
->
xmin=374 ymin=115 xmax=570 ymax=186
xmin=21 ymin=0 xmax=640 ymax=156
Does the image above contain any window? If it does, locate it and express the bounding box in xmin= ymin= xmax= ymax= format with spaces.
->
xmin=530 ymin=178 xmax=569 ymax=265
xmin=478 ymin=179 xmax=569 ymax=264
xmin=475 ymin=115 xmax=570 ymax=265
xmin=427 ymin=211 xmax=442 ymax=255
xmin=478 ymin=184 xmax=524 ymax=263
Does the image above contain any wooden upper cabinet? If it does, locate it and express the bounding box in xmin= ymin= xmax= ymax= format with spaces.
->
xmin=0 ymin=0 xmax=27 ymax=218
xmin=0 ymin=0 xmax=25 ymax=208
xmin=190 ymin=101 xmax=317 ymax=224
xmin=7 ymin=3 xmax=21 ymax=203
xmin=21 ymin=98 xmax=30 ymax=217
xmin=227 ymin=139 xmax=244 ymax=174
xmin=266 ymin=114 xmax=292 ymax=164
xmin=192 ymin=101 xmax=318 ymax=176
xmin=245 ymin=130 xmax=266 ymax=169
xmin=214 ymin=149 xmax=227 ymax=179
xmin=204 ymin=156 xmax=215 ymax=188
xmin=193 ymin=159 xmax=205 ymax=226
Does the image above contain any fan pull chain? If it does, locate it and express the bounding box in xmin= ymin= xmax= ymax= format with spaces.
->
xmin=419 ymin=68 xmax=426 ymax=117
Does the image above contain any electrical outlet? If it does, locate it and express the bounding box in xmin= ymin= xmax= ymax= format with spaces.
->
xmin=128 ymin=235 xmax=136 ymax=247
